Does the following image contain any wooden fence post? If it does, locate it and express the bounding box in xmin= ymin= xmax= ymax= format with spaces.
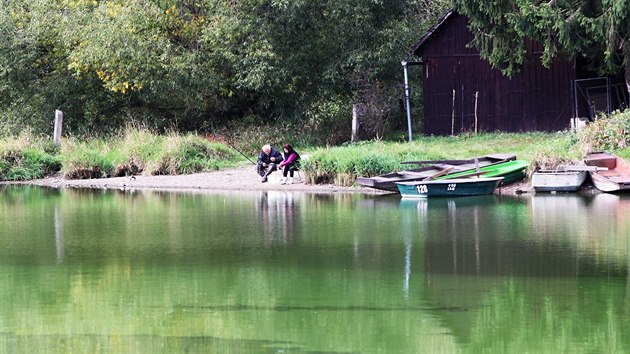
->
xmin=54 ymin=110 xmax=63 ymax=146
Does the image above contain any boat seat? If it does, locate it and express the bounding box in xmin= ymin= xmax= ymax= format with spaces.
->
xmin=398 ymin=171 xmax=431 ymax=178
xmin=598 ymin=170 xmax=618 ymax=177
xmin=587 ymin=156 xmax=617 ymax=169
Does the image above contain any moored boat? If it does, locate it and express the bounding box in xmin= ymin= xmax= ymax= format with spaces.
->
xmin=584 ymin=152 xmax=630 ymax=192
xmin=436 ymin=159 xmax=529 ymax=185
xmin=396 ymin=177 xmax=504 ymax=198
xmin=356 ymin=153 xmax=516 ymax=192
xmin=531 ymin=169 xmax=588 ymax=192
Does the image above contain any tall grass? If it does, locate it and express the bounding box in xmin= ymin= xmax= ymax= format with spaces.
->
xmin=145 ymin=134 xmax=235 ymax=175
xmin=58 ymin=128 xmax=241 ymax=179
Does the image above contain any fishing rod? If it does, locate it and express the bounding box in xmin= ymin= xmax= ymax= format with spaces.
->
xmin=225 ymin=140 xmax=257 ymax=165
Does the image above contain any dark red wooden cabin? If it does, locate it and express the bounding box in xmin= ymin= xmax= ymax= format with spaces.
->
xmin=411 ymin=11 xmax=627 ymax=135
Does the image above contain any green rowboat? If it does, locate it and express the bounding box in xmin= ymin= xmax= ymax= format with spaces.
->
xmin=436 ymin=159 xmax=529 ymax=185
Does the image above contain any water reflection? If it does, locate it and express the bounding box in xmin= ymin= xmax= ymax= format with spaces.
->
xmin=258 ymin=191 xmax=297 ymax=247
xmin=54 ymin=205 xmax=64 ymax=263
xmin=2 ymin=186 xmax=630 ymax=353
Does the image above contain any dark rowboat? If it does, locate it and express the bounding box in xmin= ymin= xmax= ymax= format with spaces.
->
xmin=396 ymin=177 xmax=504 ymax=198
xmin=584 ymin=152 xmax=630 ymax=192
xmin=356 ymin=153 xmax=516 ymax=192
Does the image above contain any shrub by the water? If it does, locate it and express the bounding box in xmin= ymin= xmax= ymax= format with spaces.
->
xmin=578 ymin=110 xmax=630 ymax=154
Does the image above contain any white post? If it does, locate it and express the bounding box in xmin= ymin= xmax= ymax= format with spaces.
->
xmin=54 ymin=110 xmax=63 ymax=146
xmin=401 ymin=60 xmax=422 ymax=142
xmin=351 ymin=104 xmax=360 ymax=142
xmin=402 ymin=61 xmax=413 ymax=142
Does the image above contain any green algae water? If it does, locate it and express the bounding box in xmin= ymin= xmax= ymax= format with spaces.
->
xmin=1 ymin=186 xmax=629 ymax=353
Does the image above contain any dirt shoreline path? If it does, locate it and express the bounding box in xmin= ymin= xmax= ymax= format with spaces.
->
xmin=9 ymin=163 xmax=384 ymax=194
xmin=7 ymin=162 xmax=533 ymax=195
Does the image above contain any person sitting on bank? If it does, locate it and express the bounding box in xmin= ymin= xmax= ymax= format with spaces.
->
xmin=256 ymin=144 xmax=283 ymax=183
xmin=278 ymin=144 xmax=300 ymax=185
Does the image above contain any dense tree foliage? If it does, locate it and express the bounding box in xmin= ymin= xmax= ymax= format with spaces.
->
xmin=454 ymin=0 xmax=630 ymax=96
xmin=0 ymin=0 xmax=448 ymax=141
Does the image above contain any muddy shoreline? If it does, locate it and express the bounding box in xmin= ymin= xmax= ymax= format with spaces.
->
xmin=4 ymin=163 xmax=539 ymax=195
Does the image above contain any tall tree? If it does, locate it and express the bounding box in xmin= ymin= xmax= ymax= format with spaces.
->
xmin=454 ymin=0 xmax=630 ymax=97
xmin=0 ymin=0 xmax=449 ymax=139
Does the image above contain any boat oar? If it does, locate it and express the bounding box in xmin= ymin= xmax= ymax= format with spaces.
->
xmin=424 ymin=167 xmax=454 ymax=180
xmin=401 ymin=158 xmax=473 ymax=165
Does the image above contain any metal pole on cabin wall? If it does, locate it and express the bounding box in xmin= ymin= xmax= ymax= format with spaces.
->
xmin=460 ymin=85 xmax=464 ymax=132
xmin=606 ymin=77 xmax=611 ymax=116
xmin=53 ymin=110 xmax=63 ymax=146
xmin=474 ymin=91 xmax=479 ymax=134
xmin=451 ymin=89 xmax=455 ymax=136
xmin=402 ymin=61 xmax=413 ymax=142
xmin=572 ymin=80 xmax=578 ymax=129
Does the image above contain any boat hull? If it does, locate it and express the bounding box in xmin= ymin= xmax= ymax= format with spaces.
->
xmin=355 ymin=154 xmax=517 ymax=192
xmin=355 ymin=165 xmax=448 ymax=192
xmin=396 ymin=177 xmax=504 ymax=198
xmin=531 ymin=170 xmax=587 ymax=192
xmin=584 ymin=152 xmax=630 ymax=193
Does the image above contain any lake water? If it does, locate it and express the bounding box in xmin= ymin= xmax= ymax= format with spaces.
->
xmin=1 ymin=186 xmax=629 ymax=353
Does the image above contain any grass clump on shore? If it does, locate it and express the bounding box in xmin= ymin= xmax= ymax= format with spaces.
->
xmin=58 ymin=129 xmax=240 ymax=179
xmin=145 ymin=134 xmax=235 ymax=175
xmin=0 ymin=132 xmax=61 ymax=181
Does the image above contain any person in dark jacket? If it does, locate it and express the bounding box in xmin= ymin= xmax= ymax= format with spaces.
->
xmin=256 ymin=144 xmax=283 ymax=182
xmin=278 ymin=144 xmax=300 ymax=184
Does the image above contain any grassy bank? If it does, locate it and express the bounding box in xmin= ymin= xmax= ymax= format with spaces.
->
xmin=1 ymin=110 xmax=628 ymax=185
xmin=301 ymin=132 xmax=578 ymax=186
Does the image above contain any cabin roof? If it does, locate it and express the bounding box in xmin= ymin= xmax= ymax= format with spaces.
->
xmin=411 ymin=9 xmax=456 ymax=56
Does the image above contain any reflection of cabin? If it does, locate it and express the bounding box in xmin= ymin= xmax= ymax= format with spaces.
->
xmin=411 ymin=10 xmax=628 ymax=135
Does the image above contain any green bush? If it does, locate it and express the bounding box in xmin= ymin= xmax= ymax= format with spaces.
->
xmin=578 ymin=110 xmax=630 ymax=154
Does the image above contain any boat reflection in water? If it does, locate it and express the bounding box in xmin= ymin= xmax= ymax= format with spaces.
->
xmin=530 ymin=193 xmax=630 ymax=263
xmin=399 ymin=192 xmax=630 ymax=352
